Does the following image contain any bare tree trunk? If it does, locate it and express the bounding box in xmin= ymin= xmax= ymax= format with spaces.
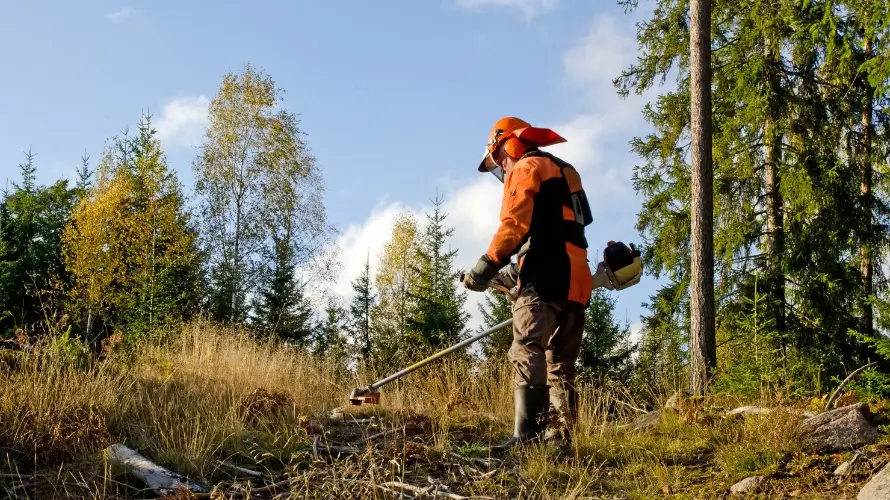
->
xmin=860 ymin=38 xmax=874 ymax=336
xmin=764 ymin=35 xmax=785 ymax=334
xmin=149 ymin=203 xmax=157 ymax=331
xmin=688 ymin=0 xmax=717 ymax=396
xmin=232 ymin=198 xmax=242 ymax=326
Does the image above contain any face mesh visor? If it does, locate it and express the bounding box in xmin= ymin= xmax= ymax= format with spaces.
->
xmin=490 ymin=164 xmax=505 ymax=183
xmin=480 ymin=149 xmax=505 ymax=183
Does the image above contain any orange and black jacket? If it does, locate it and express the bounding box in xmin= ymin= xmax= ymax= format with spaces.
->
xmin=485 ymin=150 xmax=594 ymax=306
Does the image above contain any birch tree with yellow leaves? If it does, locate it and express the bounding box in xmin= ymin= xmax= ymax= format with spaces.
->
xmin=194 ymin=62 xmax=332 ymax=329
xmin=62 ymin=114 xmax=202 ymax=341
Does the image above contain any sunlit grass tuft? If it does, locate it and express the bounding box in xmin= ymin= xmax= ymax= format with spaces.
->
xmin=0 ymin=321 xmax=886 ymax=498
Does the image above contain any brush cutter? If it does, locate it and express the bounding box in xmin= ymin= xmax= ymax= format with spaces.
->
xmin=348 ymin=316 xmax=514 ymax=405
xmin=346 ymin=241 xmax=643 ymax=405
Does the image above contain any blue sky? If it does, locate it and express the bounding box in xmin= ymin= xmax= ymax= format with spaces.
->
xmin=0 ymin=0 xmax=669 ymax=335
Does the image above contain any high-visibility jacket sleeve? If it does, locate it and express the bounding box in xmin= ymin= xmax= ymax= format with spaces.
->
xmin=485 ymin=158 xmax=542 ymax=264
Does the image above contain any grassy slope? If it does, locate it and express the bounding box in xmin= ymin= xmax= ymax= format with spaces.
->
xmin=1 ymin=323 xmax=889 ymax=499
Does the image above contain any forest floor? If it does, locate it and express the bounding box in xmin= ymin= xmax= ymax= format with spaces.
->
xmin=1 ymin=322 xmax=890 ymax=499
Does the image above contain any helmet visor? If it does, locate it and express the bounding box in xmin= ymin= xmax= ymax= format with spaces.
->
xmin=490 ymin=163 xmax=505 ymax=183
xmin=478 ymin=150 xmax=505 ymax=183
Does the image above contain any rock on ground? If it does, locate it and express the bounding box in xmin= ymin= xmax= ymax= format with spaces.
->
xmin=835 ymin=452 xmax=866 ymax=477
xmin=664 ymin=391 xmax=690 ymax=411
xmin=630 ymin=410 xmax=661 ymax=431
xmin=730 ymin=476 xmax=765 ymax=495
xmin=798 ymin=403 xmax=878 ymax=453
xmin=858 ymin=462 xmax=890 ymax=500
xmin=725 ymin=406 xmax=773 ymax=417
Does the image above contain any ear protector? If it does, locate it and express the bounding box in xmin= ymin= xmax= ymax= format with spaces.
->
xmin=502 ymin=137 xmax=526 ymax=159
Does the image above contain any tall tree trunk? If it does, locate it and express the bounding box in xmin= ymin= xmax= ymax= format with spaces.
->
xmin=232 ymin=199 xmax=242 ymax=326
xmin=860 ymin=38 xmax=874 ymax=336
xmin=764 ymin=34 xmax=785 ymax=334
xmin=688 ymin=0 xmax=717 ymax=396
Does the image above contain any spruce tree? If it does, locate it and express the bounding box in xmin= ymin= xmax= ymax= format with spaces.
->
xmin=370 ymin=213 xmax=419 ymax=367
xmin=251 ymin=238 xmax=314 ymax=346
xmin=347 ymin=254 xmax=376 ymax=361
xmin=478 ymin=289 xmax=513 ymax=361
xmin=616 ymin=0 xmax=890 ymax=394
xmin=408 ymin=194 xmax=469 ymax=351
xmin=0 ymin=150 xmax=80 ymax=335
xmin=313 ymin=297 xmax=349 ymax=363
xmin=62 ymin=113 xmax=202 ymax=341
xmin=76 ymin=150 xmax=93 ymax=196
xmin=578 ymin=290 xmax=635 ymax=384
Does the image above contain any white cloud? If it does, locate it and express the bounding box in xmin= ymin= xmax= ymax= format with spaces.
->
xmin=455 ymin=0 xmax=557 ymax=20
xmin=561 ymin=15 xmax=638 ymax=97
xmin=320 ymin=10 xmax=669 ymax=335
xmin=155 ymin=95 xmax=210 ymax=149
xmin=104 ymin=8 xmax=134 ymax=23
xmin=323 ymin=177 xmax=503 ymax=331
xmin=629 ymin=321 xmax=644 ymax=345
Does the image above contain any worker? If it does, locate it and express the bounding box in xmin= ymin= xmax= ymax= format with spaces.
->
xmin=462 ymin=117 xmax=610 ymax=451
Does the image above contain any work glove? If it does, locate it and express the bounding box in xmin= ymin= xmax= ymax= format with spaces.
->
xmin=462 ymin=254 xmax=502 ymax=292
xmin=592 ymin=261 xmax=615 ymax=290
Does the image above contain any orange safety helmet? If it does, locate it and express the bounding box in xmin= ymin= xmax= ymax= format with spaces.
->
xmin=477 ymin=117 xmax=567 ymax=180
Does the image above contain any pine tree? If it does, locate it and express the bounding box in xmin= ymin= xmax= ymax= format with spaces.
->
xmin=687 ymin=0 xmax=716 ymax=395
xmin=128 ymin=113 xmax=203 ymax=333
xmin=0 ymin=188 xmax=9 ymax=330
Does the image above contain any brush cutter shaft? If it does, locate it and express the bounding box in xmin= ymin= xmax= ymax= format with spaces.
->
xmin=368 ymin=318 xmax=514 ymax=391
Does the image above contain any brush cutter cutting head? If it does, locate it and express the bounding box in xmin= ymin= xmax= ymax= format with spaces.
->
xmin=348 ymin=386 xmax=380 ymax=405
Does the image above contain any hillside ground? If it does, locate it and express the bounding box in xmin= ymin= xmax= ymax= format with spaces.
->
xmin=1 ymin=323 xmax=889 ymax=499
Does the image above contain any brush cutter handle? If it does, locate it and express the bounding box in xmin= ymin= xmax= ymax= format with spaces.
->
xmin=367 ymin=318 xmax=514 ymax=392
xmin=458 ymin=272 xmax=515 ymax=297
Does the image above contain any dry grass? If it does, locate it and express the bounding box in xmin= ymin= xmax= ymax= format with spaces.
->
xmin=1 ymin=322 xmax=889 ymax=499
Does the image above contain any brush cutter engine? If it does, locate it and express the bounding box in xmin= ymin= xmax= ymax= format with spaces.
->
xmin=601 ymin=241 xmax=643 ymax=291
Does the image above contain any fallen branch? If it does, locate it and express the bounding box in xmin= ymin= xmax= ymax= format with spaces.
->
xmin=344 ymin=418 xmax=378 ymax=426
xmin=825 ymin=362 xmax=877 ymax=411
xmin=382 ymin=480 xmax=494 ymax=499
xmin=103 ymin=444 xmax=205 ymax=495
xmin=320 ymin=444 xmax=363 ymax=455
xmin=215 ymin=460 xmax=262 ymax=477
xmin=358 ymin=427 xmax=404 ymax=445
xmin=407 ymin=439 xmax=498 ymax=469
xmin=193 ymin=478 xmax=293 ymax=499
xmin=614 ymin=399 xmax=649 ymax=414
xmin=348 ymin=479 xmax=411 ymax=499
xmin=2 ymin=486 xmax=22 ymax=500
xmin=0 ymin=474 xmax=35 ymax=480
xmin=446 ymin=449 xmax=497 ymax=470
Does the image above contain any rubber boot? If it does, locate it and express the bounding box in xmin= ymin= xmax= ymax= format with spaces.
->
xmin=492 ymin=385 xmax=549 ymax=451
xmin=545 ymin=383 xmax=578 ymax=454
